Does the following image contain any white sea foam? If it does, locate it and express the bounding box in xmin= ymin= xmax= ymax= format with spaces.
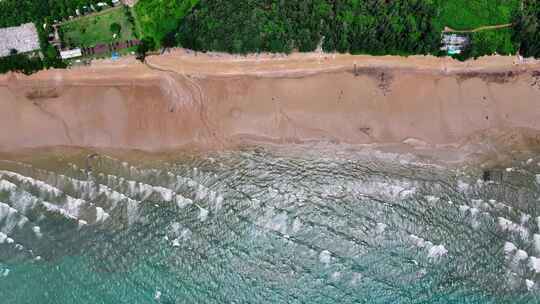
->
xmin=264 ymin=212 xmax=288 ymax=234
xmin=41 ymin=202 xmax=77 ymax=220
xmin=32 ymin=226 xmax=42 ymax=238
xmin=180 ymin=228 xmax=192 ymax=240
xmin=469 ymin=208 xmax=480 ymax=217
xmin=176 ymin=196 xmax=192 ymax=209
xmin=78 ymin=220 xmax=87 ymax=228
xmin=0 ymin=171 xmax=89 ymax=220
xmin=375 ymin=223 xmax=387 ymax=234
xmin=457 ymin=180 xmax=469 ymax=192
xmin=528 ymin=257 xmax=540 ymax=273
xmin=0 ymin=180 xmax=16 ymax=191
xmin=526 ymin=279 xmax=535 ymax=291
xmin=534 ymin=235 xmax=540 ymax=255
xmin=0 ymin=232 xmax=7 ymax=243
xmin=409 ymin=234 xmax=427 ymax=247
xmin=0 ymin=202 xmax=22 ymax=234
xmin=154 ymin=186 xmax=174 ymax=202
xmin=126 ymin=199 xmax=139 ymax=225
xmin=95 ymin=207 xmax=110 ymax=222
xmin=330 ymin=271 xmax=341 ymax=281
xmin=37 ymin=172 xmax=143 ymax=225
xmin=410 ymin=234 xmax=447 ymax=258
xmin=291 ymin=217 xmax=303 ymax=234
xmin=459 ymin=205 xmax=470 ymax=213
xmin=471 ymin=199 xmax=483 ymax=208
xmin=425 ymin=196 xmax=440 ymax=203
xmin=345 ymin=179 xmax=416 ymax=199
xmin=0 ymin=171 xmax=61 ymax=196
xmin=498 ymin=217 xmax=529 ymax=240
xmin=428 ymin=245 xmax=448 ymax=258
xmin=8 ymin=190 xmax=40 ymax=214
xmin=521 ymin=214 xmax=531 ymax=225
xmin=196 ymin=185 xmax=208 ymax=200
xmin=515 ymin=250 xmax=529 ymax=261
xmin=350 ymin=272 xmax=362 ymax=285
xmin=504 ymin=242 xmax=518 ymax=256
xmin=198 ymin=207 xmax=209 ymax=222
xmin=319 ymin=250 xmax=332 ymax=265
xmin=63 ymin=197 xmax=84 ymax=219
xmin=214 ymin=195 xmax=223 ymax=211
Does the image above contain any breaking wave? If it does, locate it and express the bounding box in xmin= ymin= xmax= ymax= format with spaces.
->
xmin=0 ymin=148 xmax=540 ymax=303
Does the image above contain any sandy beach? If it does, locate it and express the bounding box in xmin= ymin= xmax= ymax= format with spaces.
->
xmin=1 ymin=50 xmax=540 ymax=160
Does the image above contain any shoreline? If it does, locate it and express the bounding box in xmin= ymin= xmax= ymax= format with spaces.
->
xmin=1 ymin=50 xmax=540 ymax=163
xmin=2 ymin=49 xmax=540 ymax=82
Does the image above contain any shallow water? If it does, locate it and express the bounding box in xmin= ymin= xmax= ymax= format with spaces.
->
xmin=1 ymin=147 xmax=540 ymax=303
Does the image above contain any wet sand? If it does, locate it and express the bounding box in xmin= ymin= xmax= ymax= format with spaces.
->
xmin=1 ymin=50 xmax=540 ymax=161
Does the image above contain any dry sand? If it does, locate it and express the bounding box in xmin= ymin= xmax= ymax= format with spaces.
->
xmin=1 ymin=50 xmax=540 ymax=161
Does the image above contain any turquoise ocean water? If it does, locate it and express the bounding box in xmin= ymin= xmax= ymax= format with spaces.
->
xmin=1 ymin=148 xmax=539 ymax=303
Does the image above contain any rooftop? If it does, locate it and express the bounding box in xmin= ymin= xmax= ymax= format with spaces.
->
xmin=0 ymin=23 xmax=41 ymax=57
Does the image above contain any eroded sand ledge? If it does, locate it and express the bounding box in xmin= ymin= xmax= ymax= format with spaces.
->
xmin=1 ymin=50 xmax=540 ymax=156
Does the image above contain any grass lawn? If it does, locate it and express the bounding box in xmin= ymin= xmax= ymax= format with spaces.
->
xmin=434 ymin=0 xmax=520 ymax=31
xmin=60 ymin=7 xmax=136 ymax=48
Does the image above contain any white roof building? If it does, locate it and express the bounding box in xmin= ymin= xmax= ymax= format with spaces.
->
xmin=60 ymin=48 xmax=83 ymax=59
xmin=441 ymin=34 xmax=470 ymax=55
xmin=0 ymin=23 xmax=41 ymax=57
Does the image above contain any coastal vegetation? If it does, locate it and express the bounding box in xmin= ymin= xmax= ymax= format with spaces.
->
xmin=2 ymin=0 xmax=540 ymax=75
xmin=0 ymin=53 xmax=43 ymax=75
xmin=173 ymin=0 xmax=522 ymax=58
xmin=134 ymin=0 xmax=199 ymax=46
xmin=513 ymin=0 xmax=540 ymax=58
xmin=176 ymin=0 xmax=439 ymax=55
xmin=460 ymin=29 xmax=517 ymax=59
xmin=0 ymin=0 xmax=111 ymax=28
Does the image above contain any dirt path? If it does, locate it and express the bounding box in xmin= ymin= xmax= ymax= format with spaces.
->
xmin=443 ymin=23 xmax=513 ymax=33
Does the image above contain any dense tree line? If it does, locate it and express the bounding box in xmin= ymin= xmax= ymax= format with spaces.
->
xmin=458 ymin=29 xmax=517 ymax=60
xmin=140 ymin=0 xmax=538 ymax=59
xmin=0 ymin=53 xmax=44 ymax=75
xmin=512 ymin=0 xmax=540 ymax=58
xmin=0 ymin=0 xmax=111 ymax=28
xmin=2 ymin=0 xmax=540 ymax=76
xmin=134 ymin=0 xmax=199 ymax=46
xmin=174 ymin=0 xmax=440 ymax=55
xmin=325 ymin=0 xmax=440 ymax=55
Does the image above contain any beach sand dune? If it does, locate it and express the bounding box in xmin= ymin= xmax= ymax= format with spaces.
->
xmin=1 ymin=51 xmax=540 ymax=158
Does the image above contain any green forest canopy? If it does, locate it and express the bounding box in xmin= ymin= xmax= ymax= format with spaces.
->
xmin=174 ymin=0 xmax=440 ymax=55
xmin=2 ymin=0 xmax=540 ymax=75
xmin=513 ymin=0 xmax=540 ymax=58
xmin=0 ymin=0 xmax=111 ymax=28
xmin=134 ymin=0 xmax=199 ymax=46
